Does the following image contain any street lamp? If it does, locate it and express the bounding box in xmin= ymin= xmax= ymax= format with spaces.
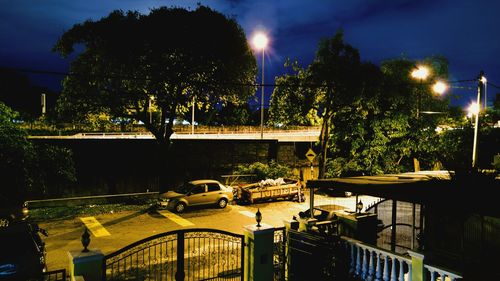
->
xmin=251 ymin=32 xmax=269 ymax=139
xmin=467 ymin=102 xmax=479 ymax=117
xmin=432 ymin=80 xmax=448 ymax=95
xmin=472 ymin=71 xmax=486 ymax=170
xmin=411 ymin=65 xmax=430 ymax=119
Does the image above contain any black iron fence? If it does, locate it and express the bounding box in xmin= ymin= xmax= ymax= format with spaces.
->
xmin=103 ymin=229 xmax=244 ymax=281
xmin=273 ymin=227 xmax=287 ymax=281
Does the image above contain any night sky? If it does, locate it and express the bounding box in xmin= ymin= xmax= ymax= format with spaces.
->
xmin=1 ymin=0 xmax=499 ymax=109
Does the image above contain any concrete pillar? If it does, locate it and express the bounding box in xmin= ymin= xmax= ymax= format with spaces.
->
xmin=408 ymin=250 xmax=425 ymax=281
xmin=244 ymin=223 xmax=275 ymax=281
xmin=68 ymin=249 xmax=104 ymax=281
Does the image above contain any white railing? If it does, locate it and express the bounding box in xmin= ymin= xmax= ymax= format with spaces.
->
xmin=342 ymin=237 xmax=463 ymax=281
xmin=425 ymin=264 xmax=462 ymax=281
xmin=343 ymin=236 xmax=411 ymax=281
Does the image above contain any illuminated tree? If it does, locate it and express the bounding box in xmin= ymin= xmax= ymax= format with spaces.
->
xmin=54 ymin=6 xmax=257 ymax=187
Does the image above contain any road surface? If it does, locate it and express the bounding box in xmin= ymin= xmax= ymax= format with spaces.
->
xmin=39 ymin=194 xmax=380 ymax=271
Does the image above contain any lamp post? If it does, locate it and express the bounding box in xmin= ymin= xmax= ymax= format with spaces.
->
xmin=191 ymin=96 xmax=195 ymax=135
xmin=252 ymin=32 xmax=268 ymax=139
xmin=410 ymin=65 xmax=429 ymax=171
xmin=411 ymin=65 xmax=430 ymax=119
xmin=472 ymin=71 xmax=486 ymax=170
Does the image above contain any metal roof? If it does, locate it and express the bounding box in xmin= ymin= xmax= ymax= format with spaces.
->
xmin=307 ymin=170 xmax=500 ymax=216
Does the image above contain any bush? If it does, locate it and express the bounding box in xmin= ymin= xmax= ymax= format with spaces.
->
xmin=234 ymin=160 xmax=292 ymax=181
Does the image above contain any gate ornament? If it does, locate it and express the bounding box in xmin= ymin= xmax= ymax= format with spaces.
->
xmin=356 ymin=200 xmax=364 ymax=213
xmin=81 ymin=227 xmax=90 ymax=252
xmin=256 ymin=208 xmax=262 ymax=227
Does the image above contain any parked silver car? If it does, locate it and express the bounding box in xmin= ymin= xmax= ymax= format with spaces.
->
xmin=158 ymin=180 xmax=233 ymax=213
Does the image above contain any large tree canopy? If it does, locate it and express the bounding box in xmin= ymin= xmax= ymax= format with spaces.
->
xmin=54 ymin=5 xmax=256 ymax=142
xmin=54 ymin=6 xmax=257 ymax=187
xmin=270 ymin=31 xmax=455 ymax=177
xmin=270 ymin=31 xmax=378 ymax=178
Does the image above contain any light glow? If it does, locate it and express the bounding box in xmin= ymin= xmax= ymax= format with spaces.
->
xmin=411 ymin=65 xmax=430 ymax=80
xmin=432 ymin=81 xmax=448 ymax=95
xmin=467 ymin=102 xmax=479 ymax=116
xmin=252 ymin=32 xmax=268 ymax=50
xmin=480 ymin=75 xmax=487 ymax=83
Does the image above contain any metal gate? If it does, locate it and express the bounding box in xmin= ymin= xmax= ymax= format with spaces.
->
xmin=103 ymin=228 xmax=244 ymax=281
xmin=287 ymin=229 xmax=348 ymax=281
xmin=366 ymin=199 xmax=422 ymax=254
xmin=273 ymin=227 xmax=286 ymax=281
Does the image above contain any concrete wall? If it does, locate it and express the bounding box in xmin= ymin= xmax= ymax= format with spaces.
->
xmin=30 ymin=138 xmax=317 ymax=198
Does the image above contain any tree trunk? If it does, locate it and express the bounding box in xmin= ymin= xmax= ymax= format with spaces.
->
xmin=318 ymin=116 xmax=330 ymax=179
xmin=150 ymin=109 xmax=176 ymax=192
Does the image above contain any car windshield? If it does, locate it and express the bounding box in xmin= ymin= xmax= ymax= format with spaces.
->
xmin=175 ymin=183 xmax=195 ymax=194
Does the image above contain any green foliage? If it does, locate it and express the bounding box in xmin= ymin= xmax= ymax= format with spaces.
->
xmin=0 ymin=102 xmax=76 ymax=203
xmin=183 ymin=101 xmax=253 ymax=126
xmin=34 ymin=144 xmax=76 ymax=196
xmin=29 ymin=203 xmax=150 ymax=222
xmin=270 ymin=30 xmax=377 ymax=178
xmin=269 ymin=60 xmax=320 ymax=126
xmin=234 ymin=161 xmax=292 ymax=181
xmin=327 ymin=56 xmax=453 ymax=175
xmin=271 ymin=33 xmax=463 ymax=177
xmin=0 ymin=102 xmax=36 ymax=202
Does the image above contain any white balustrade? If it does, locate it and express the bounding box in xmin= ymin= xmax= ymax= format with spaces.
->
xmin=368 ymin=250 xmax=374 ymax=281
xmin=362 ymin=247 xmax=368 ymax=278
xmin=342 ymin=237 xmax=412 ymax=281
xmin=375 ymin=252 xmax=382 ymax=281
xmin=425 ymin=264 xmax=462 ymax=281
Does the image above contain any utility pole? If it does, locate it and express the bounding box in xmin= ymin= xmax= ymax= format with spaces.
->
xmin=41 ymin=93 xmax=46 ymax=116
xmin=260 ymin=47 xmax=265 ymax=139
xmin=472 ymin=71 xmax=485 ymax=170
xmin=191 ymin=96 xmax=195 ymax=135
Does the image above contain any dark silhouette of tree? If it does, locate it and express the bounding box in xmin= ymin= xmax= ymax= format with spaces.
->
xmin=53 ymin=6 xmax=257 ymax=187
xmin=270 ymin=33 xmax=454 ymax=177
xmin=270 ymin=31 xmax=372 ymax=178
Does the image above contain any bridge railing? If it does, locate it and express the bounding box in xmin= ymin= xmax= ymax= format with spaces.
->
xmin=22 ymin=122 xmax=320 ymax=136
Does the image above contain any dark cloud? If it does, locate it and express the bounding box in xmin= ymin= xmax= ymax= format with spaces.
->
xmin=1 ymin=0 xmax=499 ymax=106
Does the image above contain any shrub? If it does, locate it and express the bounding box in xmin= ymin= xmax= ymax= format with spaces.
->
xmin=234 ymin=160 xmax=292 ymax=181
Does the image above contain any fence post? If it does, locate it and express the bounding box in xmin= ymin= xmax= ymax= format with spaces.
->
xmin=408 ymin=250 xmax=425 ymax=281
xmin=68 ymin=249 xmax=104 ymax=281
xmin=175 ymin=231 xmax=185 ymax=281
xmin=283 ymin=219 xmax=298 ymax=280
xmin=244 ymin=223 xmax=275 ymax=281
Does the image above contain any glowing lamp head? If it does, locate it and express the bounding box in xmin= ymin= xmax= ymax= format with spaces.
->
xmin=411 ymin=65 xmax=430 ymax=80
xmin=432 ymin=81 xmax=448 ymax=95
xmin=480 ymin=76 xmax=487 ymax=84
xmin=252 ymin=33 xmax=268 ymax=50
xmin=467 ymin=102 xmax=479 ymax=116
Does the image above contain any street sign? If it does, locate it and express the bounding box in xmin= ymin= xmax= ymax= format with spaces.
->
xmin=305 ymin=148 xmax=316 ymax=163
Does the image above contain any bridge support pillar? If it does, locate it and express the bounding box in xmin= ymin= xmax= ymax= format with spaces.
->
xmin=68 ymin=249 xmax=104 ymax=281
xmin=244 ymin=223 xmax=275 ymax=281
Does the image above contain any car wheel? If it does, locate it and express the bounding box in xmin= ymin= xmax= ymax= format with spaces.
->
xmin=175 ymin=202 xmax=186 ymax=213
xmin=217 ymin=198 xmax=228 ymax=209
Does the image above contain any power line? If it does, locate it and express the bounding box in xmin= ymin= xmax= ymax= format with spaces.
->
xmin=487 ymin=81 xmax=500 ymax=90
xmin=1 ymin=65 xmax=494 ymax=89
